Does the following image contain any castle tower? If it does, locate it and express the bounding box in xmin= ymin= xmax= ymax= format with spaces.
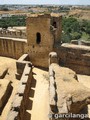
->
xmin=26 ymin=13 xmax=62 ymax=68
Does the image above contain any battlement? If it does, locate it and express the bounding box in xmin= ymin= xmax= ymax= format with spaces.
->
xmin=27 ymin=13 xmax=61 ymax=17
xmin=0 ymin=29 xmax=27 ymax=39
xmin=0 ymin=37 xmax=27 ymax=59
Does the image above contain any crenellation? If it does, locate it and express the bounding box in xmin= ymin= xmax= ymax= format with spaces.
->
xmin=0 ymin=29 xmax=27 ymax=39
xmin=0 ymin=37 xmax=26 ymax=59
xmin=71 ymin=40 xmax=90 ymax=46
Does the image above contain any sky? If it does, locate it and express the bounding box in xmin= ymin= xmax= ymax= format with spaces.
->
xmin=0 ymin=0 xmax=90 ymax=5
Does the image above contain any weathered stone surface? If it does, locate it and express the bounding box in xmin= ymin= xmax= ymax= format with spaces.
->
xmin=6 ymin=62 xmax=33 ymax=120
xmin=0 ymin=79 xmax=12 ymax=114
xmin=81 ymin=40 xmax=90 ymax=46
xmin=0 ymin=37 xmax=26 ymax=59
xmin=11 ymin=95 xmax=23 ymax=111
xmin=71 ymin=40 xmax=90 ymax=46
xmin=17 ymin=84 xmax=26 ymax=96
xmin=55 ymin=43 xmax=90 ymax=75
xmin=50 ymin=63 xmax=90 ymax=114
xmin=71 ymin=40 xmax=78 ymax=45
xmin=0 ymin=67 xmax=8 ymax=79
xmin=6 ymin=110 xmax=18 ymax=120
xmin=26 ymin=14 xmax=62 ymax=68
xmin=0 ymin=27 xmax=26 ymax=39
xmin=49 ymin=52 xmax=59 ymax=65
xmin=20 ymin=75 xmax=28 ymax=84
xmin=50 ymin=84 xmax=56 ymax=106
xmin=16 ymin=54 xmax=32 ymax=80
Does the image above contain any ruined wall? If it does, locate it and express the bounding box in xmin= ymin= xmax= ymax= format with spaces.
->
xmin=81 ymin=40 xmax=90 ymax=46
xmin=55 ymin=43 xmax=90 ymax=75
xmin=0 ymin=14 xmax=62 ymax=68
xmin=0 ymin=37 xmax=27 ymax=59
xmin=0 ymin=80 xmax=12 ymax=115
xmin=71 ymin=40 xmax=90 ymax=46
xmin=7 ymin=55 xmax=33 ymax=120
xmin=16 ymin=54 xmax=31 ymax=79
xmin=0 ymin=30 xmax=26 ymax=39
xmin=49 ymin=52 xmax=90 ymax=120
xmin=49 ymin=52 xmax=58 ymax=114
xmin=50 ymin=14 xmax=62 ymax=43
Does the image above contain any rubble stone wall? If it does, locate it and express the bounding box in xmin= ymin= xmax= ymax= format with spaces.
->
xmin=7 ymin=56 xmax=33 ymax=120
xmin=55 ymin=43 xmax=90 ymax=75
xmin=0 ymin=30 xmax=26 ymax=39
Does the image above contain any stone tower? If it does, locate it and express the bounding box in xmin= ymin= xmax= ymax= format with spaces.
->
xmin=26 ymin=13 xmax=62 ymax=68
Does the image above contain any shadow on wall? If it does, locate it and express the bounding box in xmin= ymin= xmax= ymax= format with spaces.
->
xmin=25 ymin=77 xmax=36 ymax=120
xmin=6 ymin=54 xmax=33 ymax=120
xmin=0 ymin=82 xmax=13 ymax=115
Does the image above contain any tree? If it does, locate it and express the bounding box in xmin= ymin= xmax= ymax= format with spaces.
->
xmin=0 ymin=15 xmax=26 ymax=27
xmin=71 ymin=32 xmax=81 ymax=40
xmin=62 ymin=17 xmax=80 ymax=33
xmin=61 ymin=32 xmax=72 ymax=43
xmin=2 ymin=24 xmax=8 ymax=29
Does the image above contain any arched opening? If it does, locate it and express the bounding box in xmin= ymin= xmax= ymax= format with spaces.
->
xmin=36 ymin=32 xmax=41 ymax=44
xmin=53 ymin=22 xmax=57 ymax=28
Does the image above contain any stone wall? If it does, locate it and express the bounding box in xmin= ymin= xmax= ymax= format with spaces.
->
xmin=50 ymin=14 xmax=62 ymax=43
xmin=55 ymin=43 xmax=90 ymax=75
xmin=81 ymin=40 xmax=90 ymax=46
xmin=26 ymin=14 xmax=54 ymax=68
xmin=26 ymin=14 xmax=62 ymax=68
xmin=71 ymin=40 xmax=90 ymax=46
xmin=49 ymin=65 xmax=57 ymax=113
xmin=48 ymin=52 xmax=90 ymax=120
xmin=49 ymin=52 xmax=59 ymax=119
xmin=16 ymin=54 xmax=32 ymax=79
xmin=0 ymin=13 xmax=62 ymax=68
xmin=6 ymin=56 xmax=33 ymax=120
xmin=0 ymin=80 xmax=12 ymax=115
xmin=0 ymin=29 xmax=26 ymax=39
xmin=0 ymin=37 xmax=27 ymax=59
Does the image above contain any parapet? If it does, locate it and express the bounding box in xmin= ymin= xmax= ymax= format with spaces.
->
xmin=49 ymin=52 xmax=59 ymax=65
xmin=27 ymin=13 xmax=61 ymax=19
xmin=0 ymin=29 xmax=26 ymax=39
xmin=71 ymin=40 xmax=90 ymax=46
xmin=48 ymin=52 xmax=90 ymax=117
xmin=16 ymin=54 xmax=32 ymax=80
xmin=56 ymin=43 xmax=90 ymax=75
xmin=27 ymin=13 xmax=51 ymax=18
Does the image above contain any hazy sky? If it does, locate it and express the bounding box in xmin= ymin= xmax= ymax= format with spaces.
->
xmin=0 ymin=0 xmax=90 ymax=5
